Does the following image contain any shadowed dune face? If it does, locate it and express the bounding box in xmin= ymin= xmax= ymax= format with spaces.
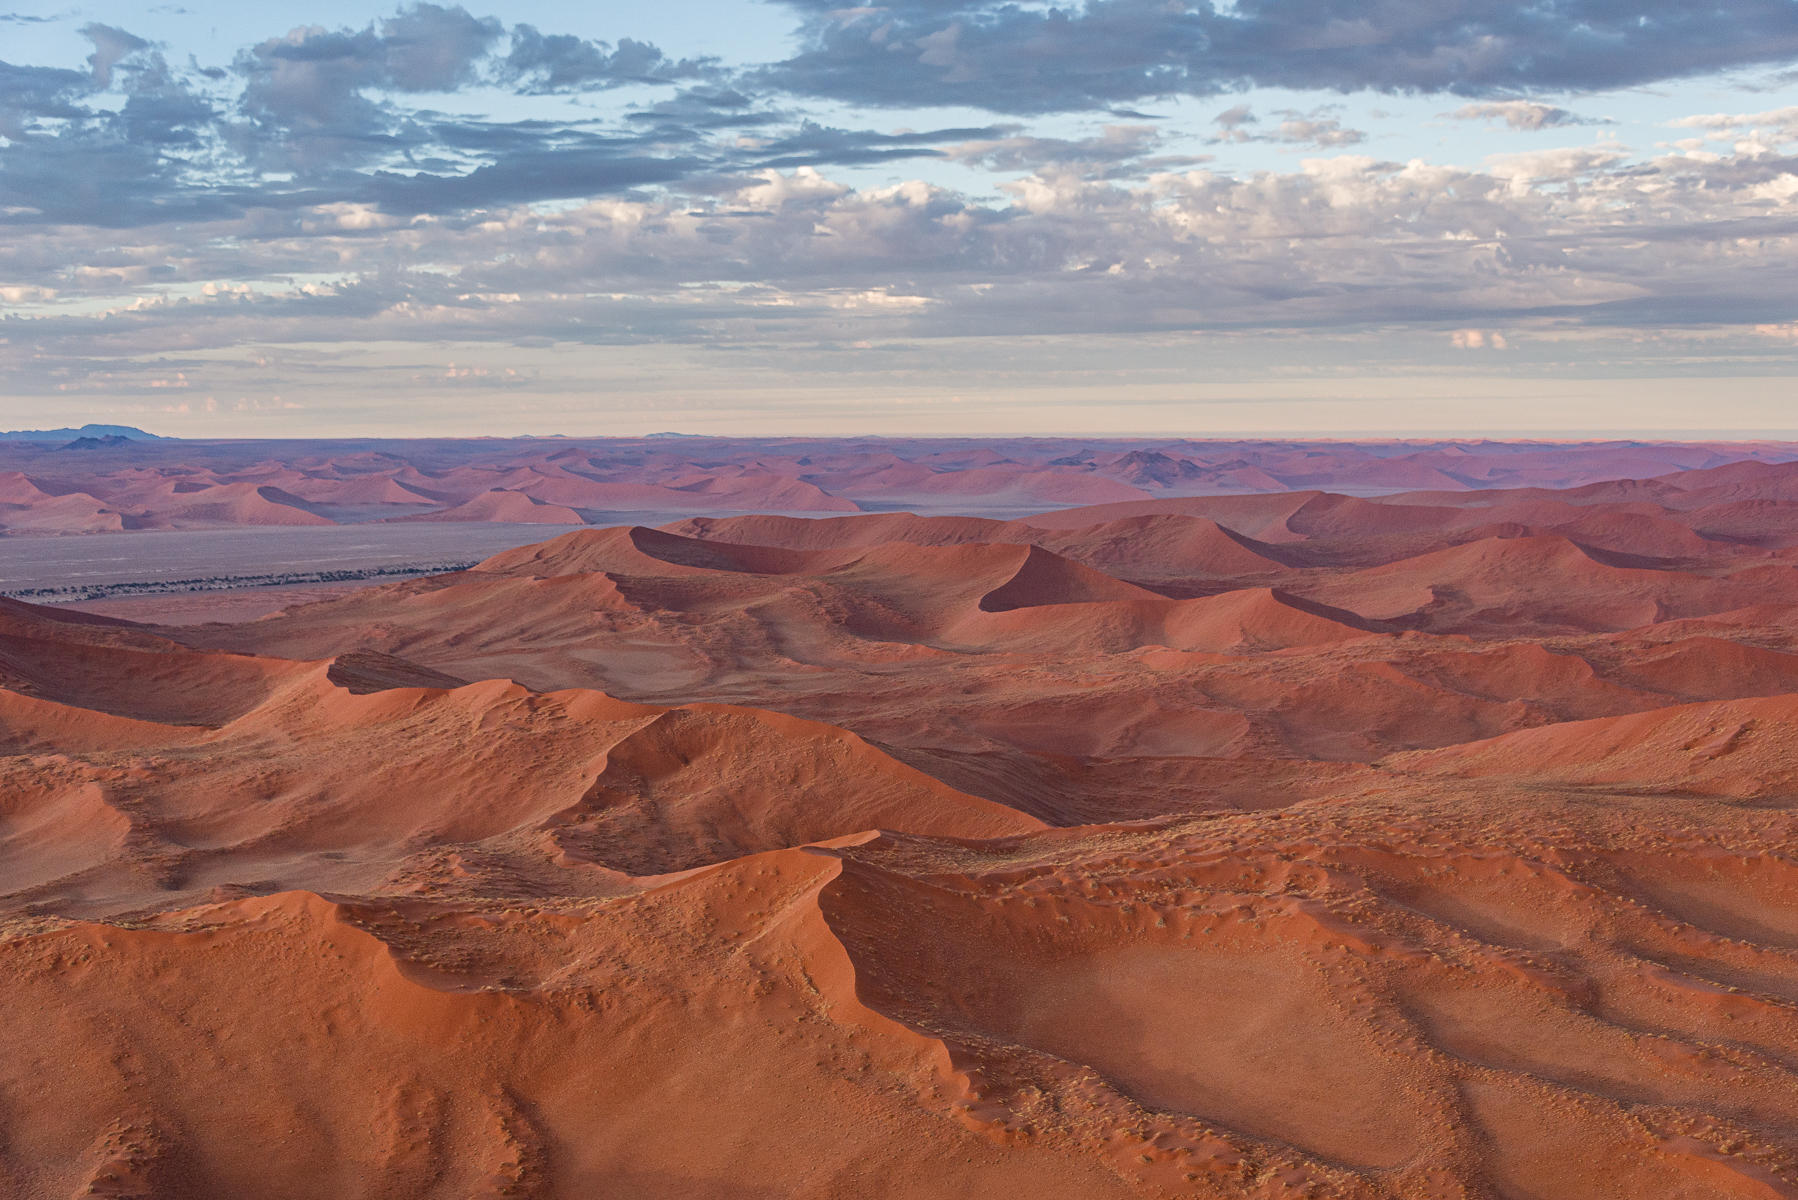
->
xmin=9 ymin=451 xmax=1798 ymax=1198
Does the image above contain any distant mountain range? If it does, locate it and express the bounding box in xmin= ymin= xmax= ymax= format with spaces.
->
xmin=0 ymin=424 xmax=165 ymax=443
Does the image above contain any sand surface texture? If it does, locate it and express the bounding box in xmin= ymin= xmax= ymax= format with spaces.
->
xmin=6 ymin=451 xmax=1798 ymax=1198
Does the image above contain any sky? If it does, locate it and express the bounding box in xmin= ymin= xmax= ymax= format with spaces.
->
xmin=2 ymin=0 xmax=1797 ymax=437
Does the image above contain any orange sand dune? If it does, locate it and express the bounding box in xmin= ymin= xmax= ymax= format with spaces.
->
xmin=0 ymin=471 xmax=123 ymax=533
xmin=129 ymin=481 xmax=337 ymax=529
xmin=392 ymin=487 xmax=586 ymax=524
xmin=171 ymin=504 xmax=1795 ymax=770
xmin=9 ymin=448 xmax=1798 ymax=1198
xmin=976 ymin=544 xmax=1165 ymax=611
xmin=673 ymin=510 xmax=1291 ymax=587
xmin=0 ymin=598 xmax=305 ymax=724
xmin=1 ymin=873 xmax=1131 ymax=1199
xmin=269 ymin=473 xmax=437 ymax=506
xmin=671 ymin=510 xmax=1016 ymax=548
xmin=1683 ymin=498 xmax=1798 ymax=547
xmin=1021 ymin=490 xmax=1324 ymax=541
xmin=1161 ymin=587 xmax=1377 ymax=651
xmin=1303 ymin=533 xmax=1795 ymax=632
xmin=1391 ymin=690 xmax=1798 ymax=797
xmin=0 ymin=602 xmax=1034 ymax=905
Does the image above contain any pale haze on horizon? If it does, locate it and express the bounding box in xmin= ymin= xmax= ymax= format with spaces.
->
xmin=2 ymin=0 xmax=1797 ymax=438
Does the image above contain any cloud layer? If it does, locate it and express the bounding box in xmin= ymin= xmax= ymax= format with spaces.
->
xmin=1 ymin=2 xmax=1796 ymax=427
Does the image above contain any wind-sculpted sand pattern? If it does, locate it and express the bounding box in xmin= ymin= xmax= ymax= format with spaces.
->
xmin=5 ymin=453 xmax=1798 ymax=1197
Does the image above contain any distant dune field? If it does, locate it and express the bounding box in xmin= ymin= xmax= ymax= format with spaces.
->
xmin=4 ymin=434 xmax=1790 ymax=537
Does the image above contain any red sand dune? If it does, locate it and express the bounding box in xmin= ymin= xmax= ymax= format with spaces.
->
xmin=248 ymin=470 xmax=435 ymax=506
xmin=129 ymin=481 xmax=336 ymax=529
xmin=7 ymin=444 xmax=1798 ymax=1198
xmin=393 ymin=487 xmax=586 ymax=524
xmin=1391 ymin=691 xmax=1798 ymax=797
xmin=1161 ymin=586 xmax=1376 ymax=652
xmin=1301 ymin=533 xmax=1795 ymax=633
xmin=0 ymin=485 xmax=123 ymax=535
xmin=976 ymin=544 xmax=1164 ymax=611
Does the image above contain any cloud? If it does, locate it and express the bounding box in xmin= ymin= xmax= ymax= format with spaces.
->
xmin=245 ymin=4 xmax=501 ymax=99
xmin=947 ymin=124 xmax=1207 ymax=176
xmin=82 ymin=23 xmax=149 ymax=89
xmin=499 ymin=27 xmax=712 ymax=93
xmin=760 ymin=0 xmax=1798 ymax=115
xmin=1484 ymin=144 xmax=1632 ymax=188
xmin=10 ymin=132 xmax=1798 ymax=382
xmin=1210 ymin=106 xmax=1364 ymax=147
xmin=1671 ymin=106 xmax=1798 ymax=149
xmin=0 ymin=6 xmax=737 ymax=225
xmin=748 ymin=120 xmax=1006 ymax=169
xmin=414 ymin=362 xmax=533 ymax=385
xmin=0 ymin=60 xmax=89 ymax=139
xmin=1274 ymin=116 xmax=1363 ymax=147
xmin=0 ymin=29 xmax=227 ymax=227
xmin=357 ymin=145 xmax=708 ymax=214
xmin=1448 ymin=101 xmax=1592 ymax=131
xmin=6 ymin=1 xmax=1791 ymax=244
xmin=4 ymin=1 xmax=1798 ymax=405
xmin=1214 ymin=104 xmax=1256 ymax=132
xmin=232 ymin=6 xmax=504 ymax=171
